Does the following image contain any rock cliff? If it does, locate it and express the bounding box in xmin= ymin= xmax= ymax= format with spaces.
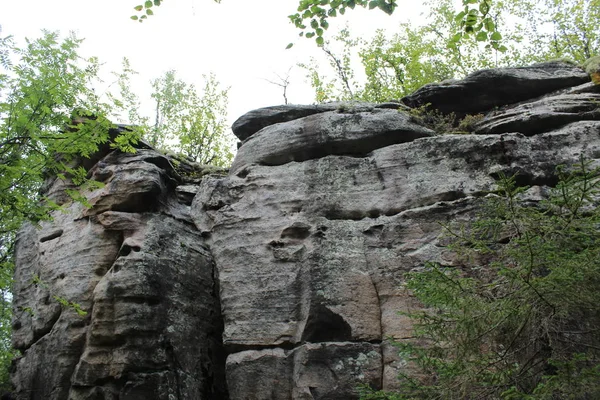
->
xmin=10 ymin=61 xmax=600 ymax=399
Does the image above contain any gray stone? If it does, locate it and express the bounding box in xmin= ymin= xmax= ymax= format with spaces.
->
xmin=231 ymin=102 xmax=407 ymax=141
xmin=195 ymin=122 xmax=600 ymax=396
xmin=226 ymin=343 xmax=381 ymax=400
xmin=474 ymin=84 xmax=600 ymax=135
xmin=11 ymin=148 xmax=227 ymax=400
xmin=402 ymin=61 xmax=590 ymax=115
xmin=11 ymin=62 xmax=600 ymax=399
xmin=230 ymin=108 xmax=434 ymax=174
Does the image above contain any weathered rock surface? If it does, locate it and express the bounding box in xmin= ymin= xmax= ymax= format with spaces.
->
xmin=402 ymin=61 xmax=590 ymax=116
xmin=474 ymin=82 xmax=600 ymax=135
xmin=230 ymin=108 xmax=434 ymax=174
xmin=11 ymin=148 xmax=227 ymax=399
xmin=11 ymin=62 xmax=600 ymax=399
xmin=196 ymin=62 xmax=600 ymax=399
xmin=231 ymin=102 xmax=406 ymax=141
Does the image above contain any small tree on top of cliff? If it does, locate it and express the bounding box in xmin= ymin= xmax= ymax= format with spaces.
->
xmin=361 ymin=159 xmax=600 ymax=399
xmin=149 ymin=70 xmax=234 ymax=167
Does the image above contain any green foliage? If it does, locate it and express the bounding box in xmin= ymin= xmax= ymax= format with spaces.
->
xmin=505 ymin=0 xmax=600 ymax=63
xmin=107 ymin=58 xmax=149 ymax=129
xmin=301 ymin=0 xmax=600 ymax=104
xmin=0 ymin=31 xmax=141 ymax=390
xmin=299 ymin=0 xmax=514 ymax=103
xmin=131 ymin=0 xmax=221 ymax=21
xmin=288 ymin=0 xmax=507 ymax=50
xmin=131 ymin=0 xmax=163 ymax=22
xmin=371 ymin=159 xmax=600 ymax=399
xmin=129 ymin=0 xmax=522 ymax=52
xmin=407 ymin=105 xmax=481 ymax=135
xmin=0 ymin=260 xmax=15 ymax=392
xmin=407 ymin=104 xmax=484 ymax=135
xmin=149 ymin=71 xmax=234 ymax=166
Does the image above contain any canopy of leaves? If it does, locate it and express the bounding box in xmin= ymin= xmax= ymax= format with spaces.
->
xmin=300 ymin=0 xmax=599 ymax=103
xmin=149 ymin=71 xmax=234 ymax=167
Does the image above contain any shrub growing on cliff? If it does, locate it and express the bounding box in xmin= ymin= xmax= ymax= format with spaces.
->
xmin=364 ymin=159 xmax=600 ymax=399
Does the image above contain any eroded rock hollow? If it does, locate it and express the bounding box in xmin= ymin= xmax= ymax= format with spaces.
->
xmin=11 ymin=61 xmax=600 ymax=399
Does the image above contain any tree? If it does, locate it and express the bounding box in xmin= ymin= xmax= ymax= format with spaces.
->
xmin=300 ymin=0 xmax=599 ymax=104
xmin=506 ymin=0 xmax=600 ymax=62
xmin=0 ymin=31 xmax=141 ymax=390
xmin=361 ymin=161 xmax=600 ymax=399
xmin=149 ymin=70 xmax=234 ymax=166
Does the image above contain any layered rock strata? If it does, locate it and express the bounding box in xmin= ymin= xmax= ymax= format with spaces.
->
xmin=11 ymin=144 xmax=228 ymax=399
xmin=11 ymin=61 xmax=600 ymax=399
xmin=198 ymin=61 xmax=599 ymax=399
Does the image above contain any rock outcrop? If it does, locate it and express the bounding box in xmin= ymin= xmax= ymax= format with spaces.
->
xmin=11 ymin=144 xmax=228 ymax=399
xmin=11 ymin=61 xmax=600 ymax=399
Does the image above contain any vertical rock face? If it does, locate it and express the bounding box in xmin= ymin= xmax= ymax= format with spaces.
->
xmin=195 ymin=62 xmax=599 ymax=399
xmin=10 ymin=61 xmax=600 ymax=399
xmin=11 ymin=147 xmax=228 ymax=399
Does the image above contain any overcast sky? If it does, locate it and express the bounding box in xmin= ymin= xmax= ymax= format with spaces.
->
xmin=0 ymin=0 xmax=427 ymax=127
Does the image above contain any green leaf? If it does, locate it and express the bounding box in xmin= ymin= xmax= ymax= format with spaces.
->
xmin=130 ymin=15 xmax=139 ymax=20
xmin=146 ymin=8 xmax=154 ymax=15
xmin=483 ymin=18 xmax=495 ymax=32
xmin=476 ymin=31 xmax=487 ymax=41
xmin=316 ymin=36 xmax=324 ymax=46
xmin=134 ymin=5 xmax=143 ymax=11
xmin=286 ymin=43 xmax=294 ymax=49
xmin=455 ymin=11 xmax=466 ymax=23
xmin=479 ymin=1 xmax=490 ymax=15
xmin=153 ymin=0 xmax=161 ymax=5
xmin=144 ymin=0 xmax=153 ymax=8
xmin=491 ymin=31 xmax=502 ymax=41
xmin=450 ymin=32 xmax=463 ymax=42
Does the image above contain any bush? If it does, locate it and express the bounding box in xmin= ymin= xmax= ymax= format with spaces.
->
xmin=365 ymin=158 xmax=600 ymax=399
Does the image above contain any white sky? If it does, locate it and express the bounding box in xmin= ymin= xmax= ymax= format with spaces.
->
xmin=0 ymin=0 xmax=428 ymax=127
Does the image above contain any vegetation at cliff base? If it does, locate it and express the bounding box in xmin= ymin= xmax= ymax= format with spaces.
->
xmin=361 ymin=160 xmax=600 ymax=399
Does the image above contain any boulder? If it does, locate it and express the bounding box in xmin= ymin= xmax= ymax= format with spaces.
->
xmin=402 ymin=61 xmax=589 ymax=116
xmin=230 ymin=108 xmax=434 ymax=174
xmin=231 ymin=102 xmax=406 ymax=141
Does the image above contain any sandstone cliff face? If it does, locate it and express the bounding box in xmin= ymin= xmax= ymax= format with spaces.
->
xmin=11 ymin=61 xmax=600 ymax=399
xmin=11 ymin=147 xmax=228 ymax=399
